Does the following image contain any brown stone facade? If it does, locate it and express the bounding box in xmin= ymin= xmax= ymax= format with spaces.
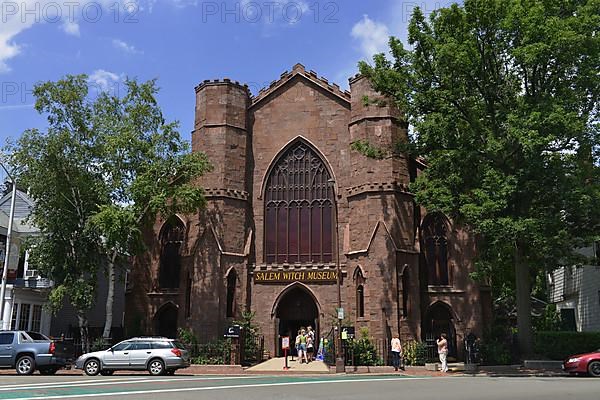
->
xmin=125 ymin=63 xmax=491 ymax=360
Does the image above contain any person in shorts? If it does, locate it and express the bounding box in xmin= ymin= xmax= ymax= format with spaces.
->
xmin=306 ymin=326 xmax=315 ymax=362
xmin=297 ymin=329 xmax=308 ymax=364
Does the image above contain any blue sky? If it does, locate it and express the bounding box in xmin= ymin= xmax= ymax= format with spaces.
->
xmin=0 ymin=0 xmax=452 ymax=145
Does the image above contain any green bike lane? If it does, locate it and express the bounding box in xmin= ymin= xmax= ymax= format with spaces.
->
xmin=0 ymin=374 xmax=424 ymax=400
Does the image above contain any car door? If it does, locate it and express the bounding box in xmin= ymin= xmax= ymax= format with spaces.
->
xmin=0 ymin=333 xmax=15 ymax=367
xmin=103 ymin=342 xmax=133 ymax=368
xmin=129 ymin=342 xmax=153 ymax=368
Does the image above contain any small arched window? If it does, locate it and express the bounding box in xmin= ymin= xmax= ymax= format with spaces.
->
xmin=159 ymin=217 xmax=185 ymax=289
xmin=357 ymin=285 xmax=365 ymax=318
xmin=264 ymin=141 xmax=335 ymax=264
xmin=422 ymin=213 xmax=449 ymax=286
xmin=402 ymin=268 xmax=410 ymax=318
xmin=226 ymin=269 xmax=237 ymax=318
xmin=354 ymin=267 xmax=365 ymax=318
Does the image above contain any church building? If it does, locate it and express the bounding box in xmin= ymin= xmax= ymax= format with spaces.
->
xmin=125 ymin=63 xmax=491 ymax=360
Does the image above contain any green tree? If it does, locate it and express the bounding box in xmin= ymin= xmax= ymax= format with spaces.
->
xmin=9 ymin=75 xmax=211 ymax=343
xmin=359 ymin=0 xmax=599 ymax=356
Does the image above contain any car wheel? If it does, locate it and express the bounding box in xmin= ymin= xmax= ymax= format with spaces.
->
xmin=16 ymin=356 xmax=35 ymax=375
xmin=588 ymin=361 xmax=600 ymax=377
xmin=100 ymin=370 xmax=114 ymax=376
xmin=148 ymin=359 xmax=165 ymax=376
xmin=84 ymin=359 xmax=101 ymax=376
xmin=39 ymin=368 xmax=59 ymax=375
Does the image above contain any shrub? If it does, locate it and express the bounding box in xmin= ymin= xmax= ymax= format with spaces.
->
xmin=192 ymin=339 xmax=232 ymax=365
xmin=91 ymin=337 xmax=111 ymax=352
xmin=347 ymin=327 xmax=383 ymax=366
xmin=402 ymin=340 xmax=428 ymax=366
xmin=534 ymin=331 xmax=600 ymax=360
xmin=479 ymin=340 xmax=512 ymax=365
xmin=533 ymin=304 xmax=562 ymax=332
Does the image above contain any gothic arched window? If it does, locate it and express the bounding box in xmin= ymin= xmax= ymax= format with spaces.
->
xmin=422 ymin=213 xmax=450 ymax=286
xmin=264 ymin=142 xmax=335 ymax=264
xmin=159 ymin=216 xmax=185 ymax=289
xmin=226 ymin=269 xmax=237 ymax=318
xmin=354 ymin=267 xmax=365 ymax=318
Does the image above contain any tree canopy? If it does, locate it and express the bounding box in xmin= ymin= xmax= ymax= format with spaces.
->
xmin=9 ymin=75 xmax=211 ymax=343
xmin=359 ymin=0 xmax=599 ymax=355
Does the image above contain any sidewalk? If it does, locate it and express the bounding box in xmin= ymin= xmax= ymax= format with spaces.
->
xmin=0 ymin=361 xmax=567 ymax=377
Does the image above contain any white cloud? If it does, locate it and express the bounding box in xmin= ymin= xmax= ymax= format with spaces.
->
xmin=62 ymin=20 xmax=81 ymax=37
xmin=351 ymin=15 xmax=390 ymax=59
xmin=112 ymin=39 xmax=143 ymax=54
xmin=88 ymin=69 xmax=122 ymax=93
xmin=0 ymin=0 xmax=139 ymax=73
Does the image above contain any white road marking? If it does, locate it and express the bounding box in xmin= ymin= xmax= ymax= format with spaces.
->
xmin=3 ymin=377 xmax=428 ymax=400
xmin=0 ymin=377 xmax=150 ymax=389
xmin=0 ymin=375 xmax=275 ymax=392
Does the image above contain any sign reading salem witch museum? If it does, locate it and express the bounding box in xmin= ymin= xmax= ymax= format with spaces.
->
xmin=254 ymin=270 xmax=338 ymax=284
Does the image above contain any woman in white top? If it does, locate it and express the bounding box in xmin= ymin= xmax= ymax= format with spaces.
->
xmin=390 ymin=333 xmax=402 ymax=371
xmin=437 ymin=333 xmax=449 ymax=372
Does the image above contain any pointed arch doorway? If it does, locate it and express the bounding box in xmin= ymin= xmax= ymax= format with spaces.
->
xmin=154 ymin=302 xmax=178 ymax=339
xmin=274 ymin=285 xmax=319 ymax=356
xmin=423 ymin=301 xmax=457 ymax=359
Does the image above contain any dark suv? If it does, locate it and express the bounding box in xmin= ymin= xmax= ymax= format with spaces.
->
xmin=0 ymin=331 xmax=66 ymax=375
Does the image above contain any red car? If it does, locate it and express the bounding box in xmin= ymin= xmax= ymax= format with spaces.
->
xmin=563 ymin=350 xmax=600 ymax=377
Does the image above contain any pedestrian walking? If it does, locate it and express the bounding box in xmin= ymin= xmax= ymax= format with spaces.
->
xmin=437 ymin=333 xmax=449 ymax=373
xmin=390 ymin=333 xmax=402 ymax=371
xmin=297 ymin=328 xmax=308 ymax=364
xmin=295 ymin=329 xmax=301 ymax=359
xmin=306 ymin=326 xmax=315 ymax=362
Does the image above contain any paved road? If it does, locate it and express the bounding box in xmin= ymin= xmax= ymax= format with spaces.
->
xmin=0 ymin=374 xmax=597 ymax=400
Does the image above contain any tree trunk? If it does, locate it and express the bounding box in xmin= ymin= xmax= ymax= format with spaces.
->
xmin=515 ymin=243 xmax=533 ymax=358
xmin=102 ymin=252 xmax=117 ymax=340
xmin=77 ymin=312 xmax=90 ymax=354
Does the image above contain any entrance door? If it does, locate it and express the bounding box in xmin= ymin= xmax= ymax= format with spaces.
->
xmin=154 ymin=303 xmax=178 ymax=339
xmin=275 ymin=286 xmax=319 ymax=356
xmin=423 ymin=302 xmax=457 ymax=359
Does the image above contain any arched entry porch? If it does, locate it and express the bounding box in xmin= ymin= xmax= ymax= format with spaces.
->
xmin=272 ymin=284 xmax=320 ymax=356
xmin=423 ymin=301 xmax=458 ymax=359
xmin=154 ymin=302 xmax=178 ymax=339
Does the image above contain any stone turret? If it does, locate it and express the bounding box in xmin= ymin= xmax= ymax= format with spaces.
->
xmin=345 ymin=75 xmax=420 ymax=341
xmin=348 ymin=75 xmax=409 ymax=189
xmin=193 ymin=79 xmax=251 ymax=194
xmin=191 ymin=79 xmax=252 ymax=335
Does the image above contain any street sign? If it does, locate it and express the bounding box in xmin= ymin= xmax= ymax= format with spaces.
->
xmin=341 ymin=326 xmax=355 ymax=340
xmin=281 ymin=336 xmax=290 ymax=350
xmin=224 ymin=325 xmax=241 ymax=338
xmin=337 ymin=307 xmax=344 ymax=320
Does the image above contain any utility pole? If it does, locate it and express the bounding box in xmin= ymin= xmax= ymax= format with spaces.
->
xmin=328 ymin=178 xmax=345 ymax=373
xmin=0 ymin=164 xmax=17 ymax=330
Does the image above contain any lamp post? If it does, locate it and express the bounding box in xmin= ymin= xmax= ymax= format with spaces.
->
xmin=0 ymin=163 xmax=16 ymax=331
xmin=328 ymin=178 xmax=345 ymax=373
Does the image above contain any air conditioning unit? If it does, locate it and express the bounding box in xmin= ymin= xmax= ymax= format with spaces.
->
xmin=25 ymin=269 xmax=38 ymax=278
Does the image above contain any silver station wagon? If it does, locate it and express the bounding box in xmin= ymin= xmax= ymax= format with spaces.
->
xmin=75 ymin=337 xmax=190 ymax=376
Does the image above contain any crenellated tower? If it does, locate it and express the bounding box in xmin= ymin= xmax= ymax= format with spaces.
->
xmin=345 ymin=75 xmax=421 ymax=341
xmin=190 ymin=79 xmax=252 ymax=337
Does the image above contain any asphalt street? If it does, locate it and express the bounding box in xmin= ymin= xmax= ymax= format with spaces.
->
xmin=0 ymin=374 xmax=597 ymax=400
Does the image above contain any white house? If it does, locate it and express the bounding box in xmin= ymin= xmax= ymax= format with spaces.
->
xmin=0 ymin=189 xmax=52 ymax=335
xmin=548 ymin=243 xmax=600 ymax=332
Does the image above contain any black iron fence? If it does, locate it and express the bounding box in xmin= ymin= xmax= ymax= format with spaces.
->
xmin=184 ymin=333 xmax=265 ymax=366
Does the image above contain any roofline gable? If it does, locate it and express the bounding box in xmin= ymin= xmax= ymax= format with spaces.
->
xmin=249 ymin=63 xmax=351 ymax=110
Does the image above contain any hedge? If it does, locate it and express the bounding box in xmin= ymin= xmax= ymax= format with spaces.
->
xmin=534 ymin=331 xmax=600 ymax=360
